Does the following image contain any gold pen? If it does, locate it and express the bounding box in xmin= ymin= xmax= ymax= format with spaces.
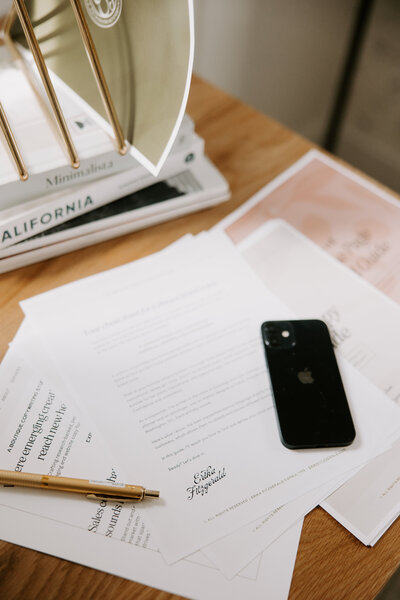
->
xmin=0 ymin=469 xmax=159 ymax=502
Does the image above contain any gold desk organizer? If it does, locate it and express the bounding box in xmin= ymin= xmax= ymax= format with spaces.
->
xmin=0 ymin=0 xmax=127 ymax=181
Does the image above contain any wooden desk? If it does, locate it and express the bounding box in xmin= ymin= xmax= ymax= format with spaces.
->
xmin=0 ymin=76 xmax=399 ymax=600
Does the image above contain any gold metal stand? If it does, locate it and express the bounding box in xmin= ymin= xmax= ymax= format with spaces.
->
xmin=0 ymin=101 xmax=28 ymax=181
xmin=3 ymin=5 xmax=75 ymax=161
xmin=0 ymin=5 xmax=28 ymax=180
xmin=12 ymin=0 xmax=80 ymax=169
xmin=0 ymin=0 xmax=128 ymax=183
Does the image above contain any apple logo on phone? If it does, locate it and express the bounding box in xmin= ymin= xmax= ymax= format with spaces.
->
xmin=297 ymin=368 xmax=314 ymax=384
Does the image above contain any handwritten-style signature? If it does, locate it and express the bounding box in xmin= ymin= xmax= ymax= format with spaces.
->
xmin=187 ymin=465 xmax=226 ymax=500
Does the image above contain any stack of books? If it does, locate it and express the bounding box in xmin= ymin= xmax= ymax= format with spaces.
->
xmin=0 ymin=7 xmax=230 ymax=273
xmin=0 ymin=106 xmax=230 ymax=272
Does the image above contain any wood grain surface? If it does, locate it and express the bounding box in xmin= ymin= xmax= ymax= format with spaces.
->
xmin=0 ymin=76 xmax=398 ymax=600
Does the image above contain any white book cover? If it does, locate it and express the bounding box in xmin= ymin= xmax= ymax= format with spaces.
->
xmin=0 ymin=155 xmax=230 ymax=272
xmin=0 ymin=128 xmax=202 ymax=249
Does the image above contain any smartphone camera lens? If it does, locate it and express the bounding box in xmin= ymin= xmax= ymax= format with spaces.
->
xmin=262 ymin=321 xmax=296 ymax=349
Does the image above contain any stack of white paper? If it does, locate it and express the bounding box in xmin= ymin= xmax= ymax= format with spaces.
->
xmin=232 ymin=220 xmax=400 ymax=547
xmin=0 ymin=325 xmax=301 ymax=600
xmin=216 ymin=148 xmax=400 ymax=548
xmin=0 ymin=226 xmax=399 ymax=599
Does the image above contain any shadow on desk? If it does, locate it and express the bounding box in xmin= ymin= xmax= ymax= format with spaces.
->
xmin=376 ymin=567 xmax=400 ymax=599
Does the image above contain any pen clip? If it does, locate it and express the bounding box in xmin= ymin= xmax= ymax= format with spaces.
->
xmin=87 ymin=493 xmax=131 ymax=502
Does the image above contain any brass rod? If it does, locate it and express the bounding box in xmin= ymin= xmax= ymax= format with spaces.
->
xmin=3 ymin=9 xmax=72 ymax=161
xmin=68 ymin=0 xmax=127 ymax=155
xmin=0 ymin=101 xmax=28 ymax=181
xmin=4 ymin=21 xmax=70 ymax=158
xmin=13 ymin=0 xmax=80 ymax=168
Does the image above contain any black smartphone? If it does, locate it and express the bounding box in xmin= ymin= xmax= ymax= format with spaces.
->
xmin=261 ymin=319 xmax=355 ymax=449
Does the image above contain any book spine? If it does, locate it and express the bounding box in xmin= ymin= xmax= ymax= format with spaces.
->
xmin=0 ymin=135 xmax=205 ymax=252
xmin=0 ymin=192 xmax=229 ymax=275
xmin=0 ymin=150 xmax=136 ymax=210
xmin=0 ymin=115 xmax=195 ymax=209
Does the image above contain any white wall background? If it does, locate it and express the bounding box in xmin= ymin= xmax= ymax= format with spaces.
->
xmin=194 ymin=0 xmax=400 ymax=192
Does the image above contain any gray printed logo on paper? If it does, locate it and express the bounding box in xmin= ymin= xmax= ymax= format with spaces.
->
xmin=84 ymin=0 xmax=122 ymax=29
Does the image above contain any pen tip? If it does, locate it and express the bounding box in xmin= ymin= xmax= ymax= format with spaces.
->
xmin=144 ymin=489 xmax=160 ymax=498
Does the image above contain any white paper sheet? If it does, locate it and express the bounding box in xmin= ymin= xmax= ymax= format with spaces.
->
xmin=216 ymin=149 xmax=400 ymax=303
xmin=20 ymin=231 xmax=400 ymax=561
xmin=232 ymin=219 xmax=400 ymax=544
xmin=0 ymin=324 xmax=302 ymax=600
xmin=5 ymin=313 xmax=361 ymax=581
xmin=0 ymin=499 xmax=302 ymax=600
xmin=237 ymin=221 xmax=400 ymax=402
xmin=201 ymin=473 xmax=350 ymax=579
xmin=322 ymin=439 xmax=400 ymax=545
